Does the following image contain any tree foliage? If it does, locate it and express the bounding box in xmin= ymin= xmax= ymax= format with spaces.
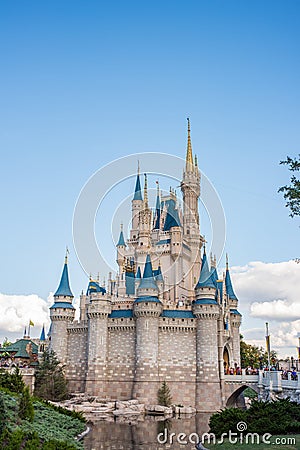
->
xmin=34 ymin=350 xmax=68 ymax=401
xmin=0 ymin=366 xmax=25 ymax=393
xmin=157 ymin=381 xmax=172 ymax=407
xmin=19 ymin=386 xmax=34 ymax=422
xmin=240 ymin=335 xmax=277 ymax=369
xmin=209 ymin=398 xmax=300 ymax=437
xmin=2 ymin=337 xmax=12 ymax=348
xmin=278 ymin=155 xmax=300 ymax=217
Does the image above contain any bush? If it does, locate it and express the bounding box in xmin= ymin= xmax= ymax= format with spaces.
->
xmin=19 ymin=386 xmax=34 ymax=422
xmin=0 ymin=367 xmax=25 ymax=393
xmin=209 ymin=398 xmax=300 ymax=437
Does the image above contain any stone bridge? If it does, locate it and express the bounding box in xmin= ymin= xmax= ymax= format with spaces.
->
xmin=223 ymin=370 xmax=300 ymax=407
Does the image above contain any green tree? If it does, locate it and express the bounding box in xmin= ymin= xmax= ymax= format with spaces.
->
xmin=0 ymin=366 xmax=25 ymax=393
xmin=18 ymin=386 xmax=34 ymax=422
xmin=2 ymin=337 xmax=12 ymax=348
xmin=157 ymin=381 xmax=172 ymax=407
xmin=278 ymin=155 xmax=300 ymax=217
xmin=240 ymin=335 xmax=277 ymax=368
xmin=34 ymin=350 xmax=68 ymax=401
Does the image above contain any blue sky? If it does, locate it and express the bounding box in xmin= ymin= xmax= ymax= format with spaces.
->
xmin=0 ymin=1 xmax=299 ymax=353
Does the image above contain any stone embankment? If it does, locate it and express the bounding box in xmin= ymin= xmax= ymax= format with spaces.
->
xmin=53 ymin=394 xmax=196 ymax=423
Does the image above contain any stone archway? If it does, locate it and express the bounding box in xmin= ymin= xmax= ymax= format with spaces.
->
xmin=226 ymin=385 xmax=259 ymax=408
xmin=223 ymin=346 xmax=230 ymax=374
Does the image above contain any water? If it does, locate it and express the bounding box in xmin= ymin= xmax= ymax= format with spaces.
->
xmin=83 ymin=413 xmax=211 ymax=450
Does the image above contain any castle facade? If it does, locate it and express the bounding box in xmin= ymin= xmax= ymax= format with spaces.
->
xmin=49 ymin=121 xmax=241 ymax=412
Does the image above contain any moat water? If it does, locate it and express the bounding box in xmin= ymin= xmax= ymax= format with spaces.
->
xmin=83 ymin=413 xmax=211 ymax=450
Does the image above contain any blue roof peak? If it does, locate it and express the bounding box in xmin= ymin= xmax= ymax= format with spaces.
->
xmin=54 ymin=258 xmax=73 ymax=297
xmin=136 ymin=266 xmax=141 ymax=279
xmin=163 ymin=198 xmax=181 ymax=231
xmin=225 ymin=257 xmax=238 ymax=300
xmin=138 ymin=254 xmax=159 ymax=291
xmin=117 ymin=224 xmax=126 ymax=247
xmin=133 ymin=163 xmax=143 ymax=201
xmin=195 ymin=251 xmax=216 ymax=290
xmin=40 ymin=325 xmax=46 ymax=341
xmin=86 ymin=279 xmax=106 ymax=296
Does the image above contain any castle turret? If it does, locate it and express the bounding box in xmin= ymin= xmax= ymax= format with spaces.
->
xmin=225 ymin=255 xmax=241 ymax=366
xmin=116 ymin=224 xmax=126 ymax=296
xmin=85 ymin=282 xmax=111 ymax=396
xmin=133 ymin=254 xmax=162 ymax=402
xmin=130 ymin=164 xmax=143 ymax=242
xmin=193 ymin=249 xmax=221 ymax=412
xmin=49 ymin=251 xmax=75 ymax=364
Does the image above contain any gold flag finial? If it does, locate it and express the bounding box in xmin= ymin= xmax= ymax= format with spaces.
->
xmin=137 ymin=160 xmax=140 ymax=175
xmin=144 ymin=173 xmax=148 ymax=208
xmin=186 ymin=117 xmax=194 ymax=170
xmin=226 ymin=253 xmax=229 ymax=270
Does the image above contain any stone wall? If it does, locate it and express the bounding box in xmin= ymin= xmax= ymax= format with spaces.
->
xmin=106 ymin=321 xmax=135 ymax=399
xmin=66 ymin=324 xmax=88 ymax=392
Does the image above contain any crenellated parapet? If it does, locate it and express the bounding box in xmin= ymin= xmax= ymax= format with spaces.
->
xmin=87 ymin=298 xmax=112 ymax=319
xmin=133 ymin=299 xmax=162 ymax=317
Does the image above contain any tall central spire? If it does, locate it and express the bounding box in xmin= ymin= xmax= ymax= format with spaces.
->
xmin=186 ymin=117 xmax=194 ymax=170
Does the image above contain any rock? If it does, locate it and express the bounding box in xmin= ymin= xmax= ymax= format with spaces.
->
xmin=146 ymin=405 xmax=173 ymax=415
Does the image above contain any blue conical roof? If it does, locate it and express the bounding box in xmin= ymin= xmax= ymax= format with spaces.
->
xmin=196 ymin=251 xmax=216 ymax=289
xmin=210 ymin=266 xmax=218 ymax=287
xmin=154 ymin=265 xmax=163 ymax=282
xmin=117 ymin=229 xmax=126 ymax=246
xmin=138 ymin=254 xmax=158 ymax=291
xmin=136 ymin=266 xmax=141 ymax=279
xmin=154 ymin=192 xmax=161 ymax=230
xmin=225 ymin=267 xmax=238 ymax=300
xmin=133 ymin=173 xmax=143 ymax=201
xmin=163 ymin=199 xmax=181 ymax=231
xmin=54 ymin=261 xmax=73 ymax=297
xmin=40 ymin=325 xmax=46 ymax=341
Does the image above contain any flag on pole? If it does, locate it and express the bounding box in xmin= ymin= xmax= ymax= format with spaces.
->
xmin=29 ymin=320 xmax=34 ymax=327
xmin=265 ymin=322 xmax=270 ymax=352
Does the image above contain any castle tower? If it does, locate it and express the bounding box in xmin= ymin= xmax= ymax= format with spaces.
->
xmin=85 ymin=283 xmax=111 ymax=396
xmin=133 ymin=254 xmax=162 ymax=402
xmin=49 ymin=251 xmax=75 ymax=364
xmin=130 ymin=164 xmax=143 ymax=242
xmin=193 ymin=248 xmax=222 ymax=412
xmin=180 ymin=118 xmax=201 ymax=239
xmin=180 ymin=118 xmax=202 ymax=296
xmin=225 ymin=255 xmax=241 ymax=367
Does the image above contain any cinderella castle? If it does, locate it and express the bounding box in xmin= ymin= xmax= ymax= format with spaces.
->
xmin=49 ymin=120 xmax=242 ymax=412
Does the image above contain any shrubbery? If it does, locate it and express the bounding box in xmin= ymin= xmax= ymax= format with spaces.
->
xmin=0 ymin=368 xmax=86 ymax=449
xmin=209 ymin=398 xmax=300 ymax=436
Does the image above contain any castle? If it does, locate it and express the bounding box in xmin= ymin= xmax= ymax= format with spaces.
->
xmin=49 ymin=120 xmax=242 ymax=412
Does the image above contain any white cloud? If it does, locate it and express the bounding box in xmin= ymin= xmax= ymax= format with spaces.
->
xmin=0 ymin=292 xmax=53 ymax=336
xmin=250 ymin=299 xmax=300 ymax=321
xmin=229 ymin=260 xmax=300 ymax=357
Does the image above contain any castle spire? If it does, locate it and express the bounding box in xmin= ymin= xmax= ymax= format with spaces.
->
xmin=225 ymin=255 xmax=238 ymax=300
xmin=186 ymin=117 xmax=194 ymax=171
xmin=195 ymin=250 xmax=216 ymax=289
xmin=54 ymin=253 xmax=74 ymax=297
xmin=133 ymin=162 xmax=143 ymax=201
xmin=117 ymin=223 xmax=126 ymax=247
xmin=154 ymin=181 xmax=161 ymax=230
xmin=138 ymin=254 xmax=158 ymax=291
